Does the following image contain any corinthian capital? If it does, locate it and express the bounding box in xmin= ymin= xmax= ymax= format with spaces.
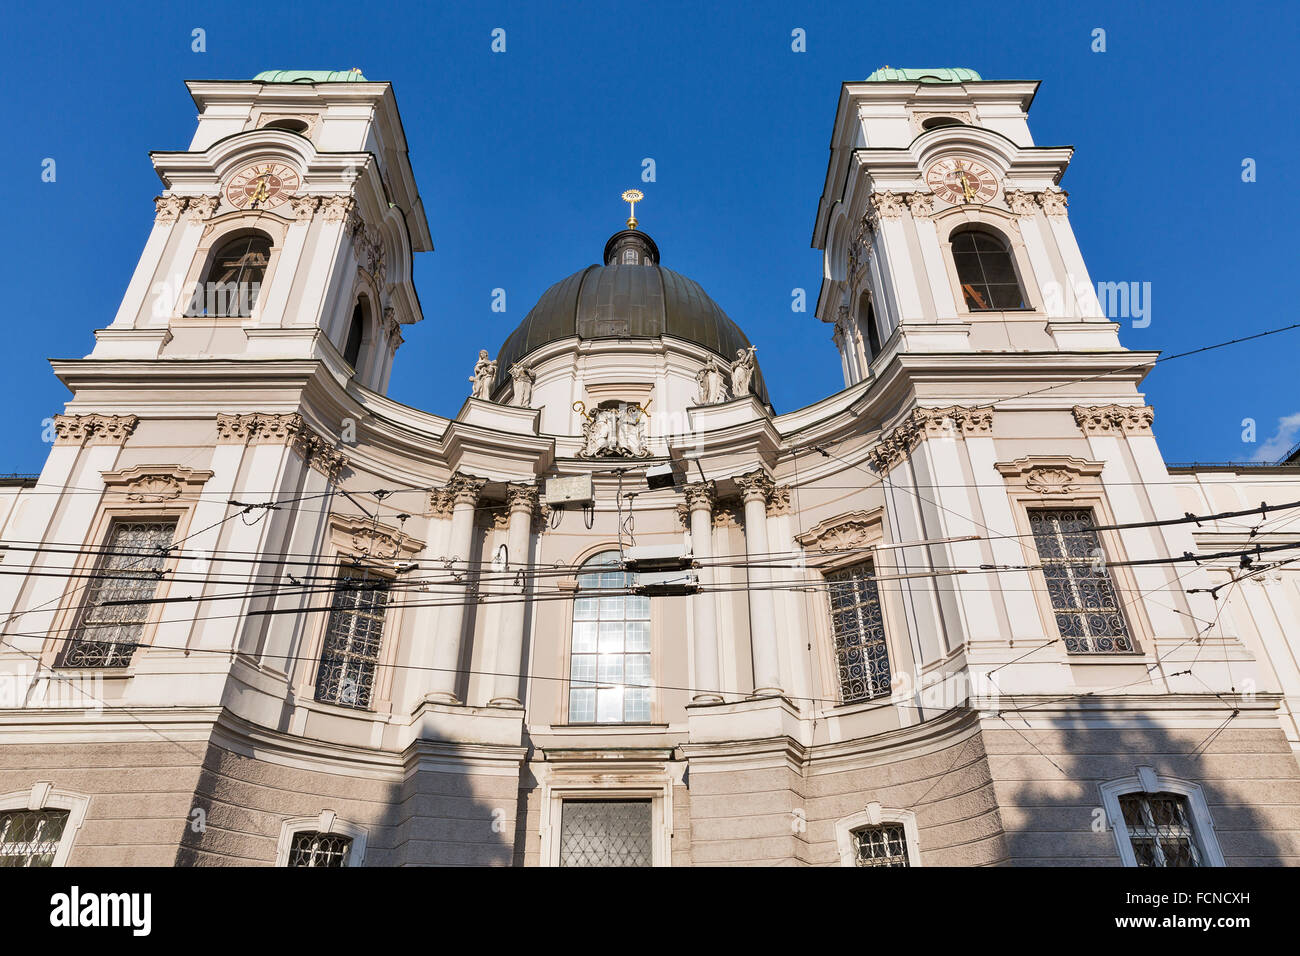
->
xmin=505 ymin=482 xmax=539 ymax=515
xmin=734 ymin=469 xmax=775 ymax=503
xmin=52 ymin=414 xmax=139 ymax=446
xmin=683 ymin=480 xmax=717 ymax=512
xmin=445 ymin=473 xmax=487 ymax=507
xmin=1072 ymin=404 xmax=1154 ymax=435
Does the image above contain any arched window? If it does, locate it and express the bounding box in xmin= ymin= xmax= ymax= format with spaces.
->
xmin=950 ymin=229 xmax=1025 ymax=311
xmin=857 ymin=291 xmax=882 ymax=361
xmin=921 ymin=116 xmax=963 ymax=130
xmin=188 ymin=233 xmax=271 ymax=317
xmin=343 ymin=301 xmax=366 ymax=369
xmin=1099 ymin=772 xmax=1225 ymax=867
xmin=568 ymin=551 xmax=651 ymax=723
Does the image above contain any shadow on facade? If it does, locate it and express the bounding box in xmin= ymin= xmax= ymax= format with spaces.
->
xmin=991 ymin=711 xmax=1296 ymax=866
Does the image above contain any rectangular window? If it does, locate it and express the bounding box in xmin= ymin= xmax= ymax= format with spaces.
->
xmin=61 ymin=519 xmax=177 ymax=668
xmin=1119 ymin=793 xmax=1201 ymax=867
xmin=1028 ymin=508 xmax=1134 ymax=653
xmin=569 ymin=557 xmax=651 ymax=724
xmin=558 ymin=800 xmax=653 ymax=867
xmin=825 ymin=561 xmax=892 ymax=703
xmin=852 ymin=823 xmax=911 ymax=867
xmin=0 ymin=809 xmax=70 ymax=867
xmin=287 ymin=831 xmax=352 ymax=867
xmin=314 ymin=571 xmax=390 ymax=710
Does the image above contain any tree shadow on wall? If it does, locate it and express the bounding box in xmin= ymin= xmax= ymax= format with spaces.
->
xmin=989 ymin=708 xmax=1298 ymax=867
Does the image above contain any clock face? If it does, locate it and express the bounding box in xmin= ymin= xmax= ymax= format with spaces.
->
xmin=224 ymin=162 xmax=301 ymax=210
xmin=925 ymin=158 xmax=999 ymax=205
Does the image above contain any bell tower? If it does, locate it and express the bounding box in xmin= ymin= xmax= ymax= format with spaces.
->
xmin=812 ymin=67 xmax=1118 ymax=388
xmin=93 ymin=69 xmax=432 ymax=395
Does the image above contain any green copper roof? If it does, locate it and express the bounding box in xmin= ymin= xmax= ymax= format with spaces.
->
xmin=865 ymin=67 xmax=982 ymax=83
xmin=253 ymin=69 xmax=368 ymax=83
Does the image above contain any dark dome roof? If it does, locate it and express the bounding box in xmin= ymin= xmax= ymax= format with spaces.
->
xmin=494 ymin=230 xmax=768 ymax=405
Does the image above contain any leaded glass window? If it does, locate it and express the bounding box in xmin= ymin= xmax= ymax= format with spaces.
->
xmin=852 ymin=823 xmax=910 ymax=867
xmin=951 ymin=230 xmax=1025 ymax=310
xmin=0 ymin=809 xmax=70 ymax=867
xmin=1119 ymin=793 xmax=1201 ymax=867
xmin=825 ymin=561 xmax=891 ymax=703
xmin=314 ymin=571 xmax=390 ymax=709
xmin=569 ymin=551 xmax=651 ymax=723
xmin=286 ymin=830 xmax=352 ymax=867
xmin=1029 ymin=508 xmax=1134 ymax=653
xmin=558 ymin=800 xmax=652 ymax=867
xmin=62 ymin=520 xmax=177 ymax=668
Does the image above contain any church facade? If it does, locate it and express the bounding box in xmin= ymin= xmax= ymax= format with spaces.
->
xmin=1 ymin=67 xmax=1299 ymax=867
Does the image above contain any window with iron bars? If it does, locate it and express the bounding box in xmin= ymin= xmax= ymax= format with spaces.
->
xmin=852 ymin=823 xmax=910 ymax=867
xmin=1028 ymin=508 xmax=1134 ymax=653
xmin=825 ymin=561 xmax=892 ymax=703
xmin=1119 ymin=792 xmax=1202 ymax=867
xmin=286 ymin=830 xmax=352 ymax=867
xmin=61 ymin=519 xmax=177 ymax=668
xmin=314 ymin=571 xmax=390 ymax=709
xmin=0 ymin=809 xmax=70 ymax=867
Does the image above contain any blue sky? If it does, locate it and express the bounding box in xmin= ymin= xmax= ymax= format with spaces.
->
xmin=2 ymin=1 xmax=1297 ymax=472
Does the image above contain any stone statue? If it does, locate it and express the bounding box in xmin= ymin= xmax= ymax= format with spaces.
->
xmin=696 ymin=356 xmax=729 ymax=405
xmin=469 ymin=349 xmax=497 ymax=400
xmin=575 ymin=401 xmax=651 ymax=458
xmin=510 ymin=362 xmax=536 ymax=407
xmin=731 ymin=346 xmax=757 ymax=398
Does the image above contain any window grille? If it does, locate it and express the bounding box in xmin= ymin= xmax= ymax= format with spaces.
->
xmin=1029 ymin=508 xmax=1134 ymax=653
xmin=569 ymin=552 xmax=651 ymax=723
xmin=314 ymin=571 xmax=390 ymax=709
xmin=62 ymin=520 xmax=177 ymax=668
xmin=0 ymin=809 xmax=70 ymax=867
xmin=951 ymin=230 xmax=1024 ymax=310
xmin=286 ymin=830 xmax=352 ymax=867
xmin=852 ymin=823 xmax=910 ymax=867
xmin=558 ymin=800 xmax=653 ymax=867
xmin=825 ymin=561 xmax=891 ymax=703
xmin=1118 ymin=792 xmax=1201 ymax=867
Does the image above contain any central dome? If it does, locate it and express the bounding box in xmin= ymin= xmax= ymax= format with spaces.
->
xmin=494 ymin=230 xmax=768 ymax=405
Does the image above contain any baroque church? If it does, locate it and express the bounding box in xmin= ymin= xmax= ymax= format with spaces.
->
xmin=1 ymin=66 xmax=1299 ymax=867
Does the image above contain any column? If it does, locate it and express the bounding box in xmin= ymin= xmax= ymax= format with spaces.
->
xmin=685 ymin=481 xmax=723 ymax=703
xmin=736 ymin=470 xmax=782 ymax=697
xmin=427 ymin=472 xmax=486 ymax=704
xmin=489 ymin=483 xmax=538 ymax=706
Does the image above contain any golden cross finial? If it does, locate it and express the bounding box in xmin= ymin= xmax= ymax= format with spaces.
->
xmin=621 ymin=189 xmax=644 ymax=230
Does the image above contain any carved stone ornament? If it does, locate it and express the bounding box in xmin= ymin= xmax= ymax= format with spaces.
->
xmin=994 ymin=456 xmax=1105 ymax=495
xmin=382 ymin=307 xmax=403 ymax=349
xmin=52 ymin=414 xmax=139 ymax=446
xmin=505 ymin=483 xmax=540 ymax=515
xmin=848 ymin=216 xmax=873 ymax=282
xmin=320 ymin=195 xmax=357 ymax=223
xmin=330 ymin=513 xmax=422 ymax=560
xmin=683 ymin=480 xmax=717 ymax=513
xmin=353 ymin=223 xmax=386 ymax=281
xmin=100 ymin=464 xmax=214 ymax=502
xmin=1071 ymin=405 xmax=1155 ymax=435
xmin=214 ymin=412 xmax=347 ymax=481
xmin=1005 ymin=189 xmax=1038 ymax=217
xmin=868 ymin=405 xmax=994 ymax=473
xmin=1037 ymin=187 xmax=1069 ymax=217
xmin=795 ymin=509 xmax=883 ymax=552
xmin=734 ymin=469 xmax=775 ymax=503
xmin=575 ymin=401 xmax=650 ymax=458
xmin=905 ymin=191 xmax=935 ymax=218
xmin=510 ymin=362 xmax=536 ymax=408
xmin=867 ymin=190 xmax=905 ymax=225
xmin=153 ymin=196 xmax=187 ymax=223
xmin=186 ymin=195 xmax=220 ymax=222
xmin=289 ymin=195 xmax=320 ymax=220
xmin=430 ymin=473 xmax=487 ymax=518
xmin=767 ymin=485 xmax=792 ymax=517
